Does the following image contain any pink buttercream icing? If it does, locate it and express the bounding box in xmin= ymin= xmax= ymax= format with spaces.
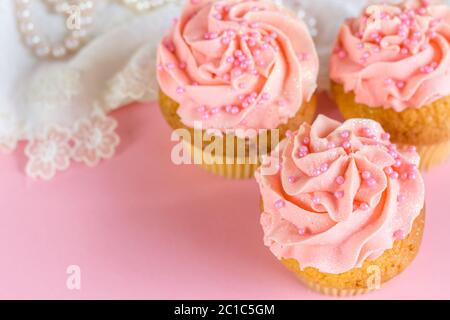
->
xmin=157 ymin=0 xmax=318 ymax=133
xmin=329 ymin=0 xmax=450 ymax=111
xmin=255 ymin=115 xmax=425 ymax=274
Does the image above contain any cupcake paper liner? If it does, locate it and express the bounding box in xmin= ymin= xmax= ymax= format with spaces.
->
xmin=296 ymin=277 xmax=375 ymax=297
xmin=411 ymin=140 xmax=450 ymax=171
xmin=181 ymin=139 xmax=260 ymax=179
xmin=159 ymin=90 xmax=317 ymax=179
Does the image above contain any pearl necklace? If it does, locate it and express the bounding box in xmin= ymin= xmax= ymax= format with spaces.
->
xmin=15 ymin=0 xmax=95 ymax=59
xmin=118 ymin=0 xmax=174 ymax=13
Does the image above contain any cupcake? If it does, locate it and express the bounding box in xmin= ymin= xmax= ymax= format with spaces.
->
xmin=329 ymin=0 xmax=450 ymax=170
xmin=157 ymin=0 xmax=318 ymax=179
xmin=255 ymin=115 xmax=425 ymax=296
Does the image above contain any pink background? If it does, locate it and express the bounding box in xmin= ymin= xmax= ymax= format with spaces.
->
xmin=1 ymin=95 xmax=449 ymax=300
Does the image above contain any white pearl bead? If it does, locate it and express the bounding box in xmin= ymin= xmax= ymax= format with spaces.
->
xmin=17 ymin=9 xmax=31 ymax=19
xmin=25 ymin=34 xmax=41 ymax=46
xmin=64 ymin=37 xmax=80 ymax=50
xmin=121 ymin=0 xmax=168 ymax=13
xmin=35 ymin=45 xmax=50 ymax=57
xmin=81 ymin=1 xmax=94 ymax=10
xmin=137 ymin=3 xmax=148 ymax=11
xmin=19 ymin=21 xmax=34 ymax=33
xmin=15 ymin=0 xmax=31 ymax=5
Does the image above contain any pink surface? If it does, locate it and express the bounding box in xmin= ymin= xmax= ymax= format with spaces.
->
xmin=1 ymin=94 xmax=449 ymax=300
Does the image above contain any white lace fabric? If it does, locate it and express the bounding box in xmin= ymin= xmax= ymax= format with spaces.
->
xmin=0 ymin=0 xmax=181 ymax=179
xmin=2 ymin=0 xmax=448 ymax=180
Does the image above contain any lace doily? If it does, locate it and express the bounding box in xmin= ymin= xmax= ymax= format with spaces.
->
xmin=25 ymin=108 xmax=120 ymax=180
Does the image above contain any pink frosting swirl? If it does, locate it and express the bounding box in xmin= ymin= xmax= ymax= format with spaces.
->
xmin=255 ymin=115 xmax=425 ymax=274
xmin=157 ymin=0 xmax=318 ymax=132
xmin=330 ymin=0 xmax=450 ymax=111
